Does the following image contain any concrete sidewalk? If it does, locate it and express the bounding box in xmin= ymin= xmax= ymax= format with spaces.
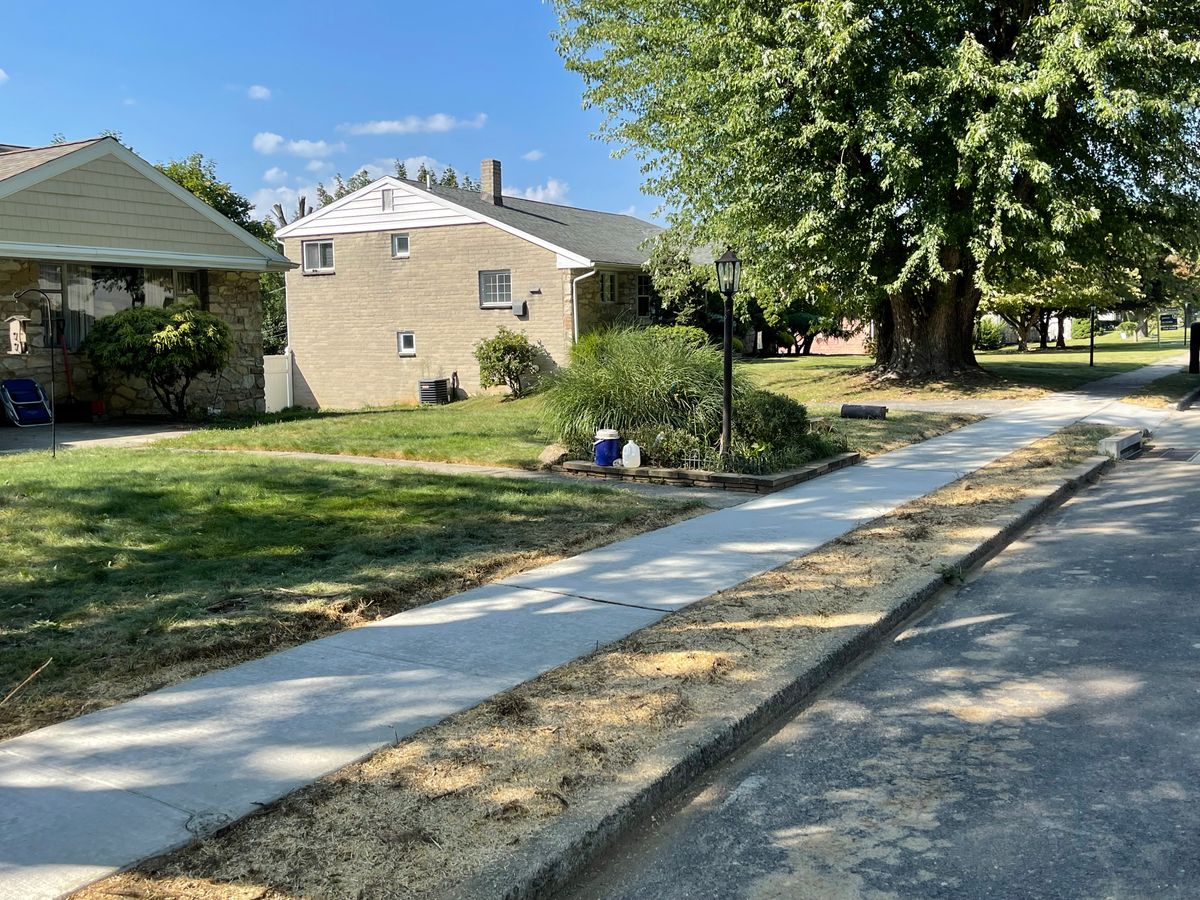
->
xmin=0 ymin=357 xmax=1185 ymax=898
xmin=561 ymin=411 xmax=1200 ymax=899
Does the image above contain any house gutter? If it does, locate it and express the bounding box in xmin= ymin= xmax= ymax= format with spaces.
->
xmin=570 ymin=267 xmax=596 ymax=343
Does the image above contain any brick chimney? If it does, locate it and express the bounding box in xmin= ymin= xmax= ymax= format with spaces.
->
xmin=481 ymin=159 xmax=502 ymax=205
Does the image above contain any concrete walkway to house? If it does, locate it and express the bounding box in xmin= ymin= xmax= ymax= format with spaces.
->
xmin=0 ymin=356 xmax=1186 ymax=899
xmin=0 ymin=421 xmax=191 ymax=454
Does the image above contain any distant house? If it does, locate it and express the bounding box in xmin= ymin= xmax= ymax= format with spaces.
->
xmin=276 ymin=159 xmax=661 ymax=408
xmin=0 ymin=137 xmax=293 ymax=415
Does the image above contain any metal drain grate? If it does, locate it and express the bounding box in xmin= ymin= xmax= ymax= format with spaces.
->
xmin=1136 ymin=447 xmax=1200 ymax=462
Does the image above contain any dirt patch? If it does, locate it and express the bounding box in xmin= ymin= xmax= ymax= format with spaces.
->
xmin=76 ymin=425 xmax=1114 ymax=900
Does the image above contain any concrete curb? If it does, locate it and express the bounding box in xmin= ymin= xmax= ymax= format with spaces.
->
xmin=447 ymin=454 xmax=1114 ymax=900
xmin=1176 ymin=381 xmax=1200 ymax=411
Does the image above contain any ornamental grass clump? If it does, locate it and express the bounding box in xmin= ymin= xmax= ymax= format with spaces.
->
xmin=543 ymin=326 xmax=744 ymax=455
xmin=543 ymin=326 xmax=837 ymax=471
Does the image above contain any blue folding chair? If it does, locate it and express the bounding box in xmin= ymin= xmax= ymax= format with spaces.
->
xmin=1 ymin=378 xmax=53 ymax=426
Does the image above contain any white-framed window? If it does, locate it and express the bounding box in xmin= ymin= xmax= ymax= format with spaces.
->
xmin=381 ymin=188 xmax=394 ymax=211
xmin=391 ymin=233 xmax=410 ymax=259
xmin=599 ymin=271 xmax=617 ymax=303
xmin=479 ymin=269 xmax=512 ymax=308
xmin=636 ymin=274 xmax=656 ymax=317
xmin=396 ymin=330 xmax=416 ymax=356
xmin=302 ymin=240 xmax=335 ymax=274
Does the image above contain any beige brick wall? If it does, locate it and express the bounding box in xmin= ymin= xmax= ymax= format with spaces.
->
xmin=284 ymin=225 xmax=575 ymax=408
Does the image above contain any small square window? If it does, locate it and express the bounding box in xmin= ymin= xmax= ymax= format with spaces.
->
xmin=302 ymin=240 xmax=335 ymax=274
xmin=479 ymin=269 xmax=512 ymax=308
xmin=397 ymin=331 xmax=416 ymax=356
xmin=391 ymin=233 xmax=410 ymax=258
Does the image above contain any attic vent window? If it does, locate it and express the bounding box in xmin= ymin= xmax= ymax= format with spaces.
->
xmin=381 ymin=188 xmax=393 ymax=211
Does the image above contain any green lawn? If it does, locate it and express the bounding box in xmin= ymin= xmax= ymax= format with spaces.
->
xmin=809 ymin=407 xmax=982 ymax=456
xmin=0 ymin=448 xmax=690 ymax=738
xmin=747 ymin=340 xmax=1187 ymax=404
xmin=170 ymin=395 xmax=551 ymax=468
xmin=172 ymin=394 xmax=983 ymax=469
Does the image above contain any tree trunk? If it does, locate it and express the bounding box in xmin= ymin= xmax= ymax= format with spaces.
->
xmin=874 ymin=282 xmax=981 ymax=377
xmin=801 ymin=332 xmax=817 ymax=355
xmin=1037 ymin=309 xmax=1050 ymax=350
xmin=1055 ymin=311 xmax=1068 ymax=349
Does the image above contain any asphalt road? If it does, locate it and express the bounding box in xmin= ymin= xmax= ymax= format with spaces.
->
xmin=562 ymin=420 xmax=1200 ymax=899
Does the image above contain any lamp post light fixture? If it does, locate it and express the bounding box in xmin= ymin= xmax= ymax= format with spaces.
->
xmin=714 ymin=249 xmax=742 ymax=460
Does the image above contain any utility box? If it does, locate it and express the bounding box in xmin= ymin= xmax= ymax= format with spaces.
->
xmin=6 ymin=315 xmax=30 ymax=355
xmin=419 ymin=377 xmax=450 ymax=405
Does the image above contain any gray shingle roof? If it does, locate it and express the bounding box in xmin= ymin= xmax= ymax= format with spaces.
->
xmin=405 ymin=180 xmax=661 ymax=266
xmin=0 ymin=139 xmax=103 ymax=184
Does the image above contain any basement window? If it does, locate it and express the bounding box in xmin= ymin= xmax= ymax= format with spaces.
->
xmin=397 ymin=331 xmax=416 ymax=356
xmin=302 ymin=240 xmax=335 ymax=274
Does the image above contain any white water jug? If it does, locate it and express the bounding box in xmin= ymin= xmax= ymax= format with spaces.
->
xmin=622 ymin=440 xmax=642 ymax=469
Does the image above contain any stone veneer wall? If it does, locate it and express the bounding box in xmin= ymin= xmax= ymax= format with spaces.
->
xmin=0 ymin=258 xmax=264 ymax=417
xmin=572 ymin=268 xmax=644 ymax=334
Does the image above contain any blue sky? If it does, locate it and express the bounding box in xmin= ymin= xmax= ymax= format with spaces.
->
xmin=0 ymin=1 xmax=660 ymax=222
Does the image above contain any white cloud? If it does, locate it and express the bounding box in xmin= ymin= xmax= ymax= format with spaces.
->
xmin=122 ymin=97 xmax=137 ymax=107
xmin=339 ymin=113 xmax=487 ymax=136
xmin=618 ymin=205 xmax=637 ymax=217
xmin=503 ymin=178 xmax=569 ymax=204
xmin=247 ymin=84 xmax=272 ymax=100
xmin=263 ymin=166 xmax=289 ymax=184
xmin=251 ymin=183 xmax=320 ymax=220
xmin=252 ymin=131 xmax=345 ymax=158
xmin=305 ymin=159 xmax=331 ymax=173
xmin=521 ymin=149 xmax=545 ymax=162
xmin=0 ymin=69 xmax=9 ymax=86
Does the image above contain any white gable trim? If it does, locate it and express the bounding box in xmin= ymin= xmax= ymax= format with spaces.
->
xmin=0 ymin=240 xmax=289 ymax=272
xmin=277 ymin=176 xmax=593 ymax=268
xmin=0 ymin=138 xmax=295 ymax=270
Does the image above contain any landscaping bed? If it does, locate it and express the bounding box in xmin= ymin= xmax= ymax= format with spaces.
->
xmin=79 ymin=424 xmax=1115 ymax=900
xmin=555 ymin=451 xmax=860 ymax=493
xmin=0 ymin=448 xmax=695 ymax=739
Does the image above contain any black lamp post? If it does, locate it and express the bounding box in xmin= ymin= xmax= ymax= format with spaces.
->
xmin=714 ymin=249 xmax=741 ymax=460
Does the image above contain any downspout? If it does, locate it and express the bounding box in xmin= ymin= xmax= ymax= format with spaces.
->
xmin=571 ymin=267 xmax=596 ymax=344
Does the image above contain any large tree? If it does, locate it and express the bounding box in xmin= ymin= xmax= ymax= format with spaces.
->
xmin=553 ymin=1 xmax=1200 ymax=377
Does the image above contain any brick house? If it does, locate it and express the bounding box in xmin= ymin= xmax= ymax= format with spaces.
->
xmin=0 ymin=137 xmax=293 ymax=416
xmin=277 ymin=159 xmax=662 ymax=408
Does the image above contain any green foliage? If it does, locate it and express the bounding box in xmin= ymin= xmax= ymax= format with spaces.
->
xmin=644 ymin=324 xmax=711 ymax=349
xmin=733 ymin=389 xmax=808 ymax=448
xmin=553 ymin=1 xmax=1200 ymax=374
xmin=973 ymin=318 xmax=1006 ymax=351
xmin=544 ymin=326 xmax=741 ymax=454
xmin=260 ymin=272 xmax=287 ymax=354
xmin=474 ymin=326 xmax=545 ymax=398
xmin=316 ymin=169 xmax=374 ymax=206
xmin=1116 ymin=321 xmax=1139 ymax=339
xmin=157 ymin=153 xmax=272 ymax=243
xmin=83 ymin=305 xmax=233 ymax=418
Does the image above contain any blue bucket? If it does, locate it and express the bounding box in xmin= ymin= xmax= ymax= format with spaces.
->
xmin=593 ymin=429 xmax=621 ymax=466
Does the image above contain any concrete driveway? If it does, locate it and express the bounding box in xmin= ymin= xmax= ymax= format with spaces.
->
xmin=0 ymin=422 xmax=189 ymax=454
